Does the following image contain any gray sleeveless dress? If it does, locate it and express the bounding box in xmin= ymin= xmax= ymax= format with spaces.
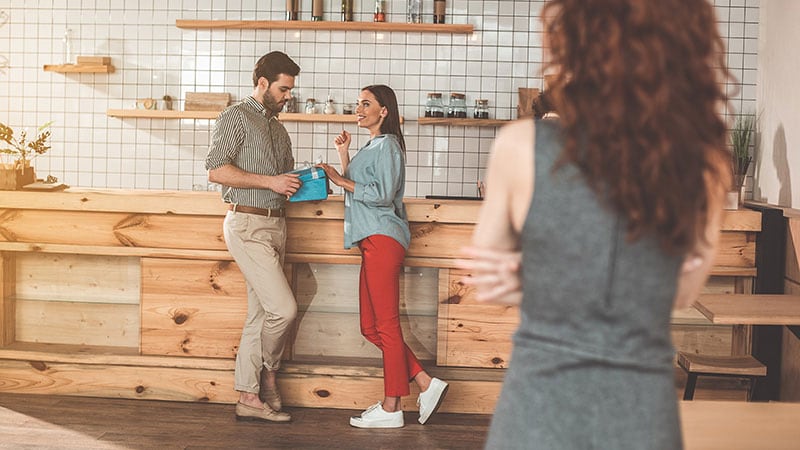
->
xmin=484 ymin=120 xmax=683 ymax=450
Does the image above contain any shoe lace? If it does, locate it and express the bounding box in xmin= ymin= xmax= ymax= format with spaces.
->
xmin=363 ymin=402 xmax=382 ymax=416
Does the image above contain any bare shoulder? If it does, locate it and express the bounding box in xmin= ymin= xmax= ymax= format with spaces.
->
xmin=493 ymin=119 xmax=535 ymax=159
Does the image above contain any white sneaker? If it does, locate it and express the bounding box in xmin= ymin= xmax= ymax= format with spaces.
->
xmin=417 ymin=377 xmax=449 ymax=424
xmin=349 ymin=402 xmax=404 ymax=428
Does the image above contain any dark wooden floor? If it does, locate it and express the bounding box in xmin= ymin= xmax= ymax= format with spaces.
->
xmin=0 ymin=393 xmax=491 ymax=450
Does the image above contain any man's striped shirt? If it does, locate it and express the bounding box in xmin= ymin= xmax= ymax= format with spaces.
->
xmin=206 ymin=96 xmax=294 ymax=210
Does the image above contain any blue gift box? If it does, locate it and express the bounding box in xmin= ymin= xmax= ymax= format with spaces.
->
xmin=288 ymin=167 xmax=329 ymax=202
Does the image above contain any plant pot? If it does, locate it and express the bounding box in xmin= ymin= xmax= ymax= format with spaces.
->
xmin=0 ymin=163 xmax=36 ymax=190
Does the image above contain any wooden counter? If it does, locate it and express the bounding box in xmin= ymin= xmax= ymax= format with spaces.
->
xmin=0 ymin=189 xmax=762 ymax=410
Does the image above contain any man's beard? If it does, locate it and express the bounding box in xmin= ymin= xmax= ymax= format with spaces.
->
xmin=262 ymin=92 xmax=284 ymax=113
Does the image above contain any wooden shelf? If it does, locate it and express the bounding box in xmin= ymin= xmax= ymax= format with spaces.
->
xmin=43 ymin=64 xmax=115 ymax=73
xmin=418 ymin=117 xmax=510 ymax=127
xmin=107 ymin=109 xmax=220 ymax=119
xmin=176 ymin=19 xmax=473 ymax=34
xmin=107 ymin=110 xmax=403 ymax=123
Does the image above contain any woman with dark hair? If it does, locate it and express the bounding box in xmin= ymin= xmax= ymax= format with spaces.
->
xmin=458 ymin=1 xmax=733 ymax=448
xmin=317 ymin=85 xmax=448 ymax=429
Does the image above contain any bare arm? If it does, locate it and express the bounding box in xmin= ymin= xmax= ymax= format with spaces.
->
xmin=208 ymin=164 xmax=301 ymax=196
xmin=672 ymin=165 xmax=728 ymax=310
xmin=457 ymin=119 xmax=535 ymax=305
xmin=335 ymin=130 xmax=352 ymax=173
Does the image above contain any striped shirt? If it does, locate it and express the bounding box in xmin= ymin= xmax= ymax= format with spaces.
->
xmin=205 ymin=96 xmax=294 ymax=209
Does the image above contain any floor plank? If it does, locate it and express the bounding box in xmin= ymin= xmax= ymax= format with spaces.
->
xmin=0 ymin=393 xmax=490 ymax=449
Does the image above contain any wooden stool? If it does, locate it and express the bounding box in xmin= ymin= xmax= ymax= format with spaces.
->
xmin=677 ymin=352 xmax=767 ymax=401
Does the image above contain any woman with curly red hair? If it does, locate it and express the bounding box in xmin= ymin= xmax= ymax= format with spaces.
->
xmin=459 ymin=1 xmax=733 ymax=448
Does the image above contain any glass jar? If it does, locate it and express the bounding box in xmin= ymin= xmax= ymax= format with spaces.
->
xmin=341 ymin=0 xmax=353 ymax=21
xmin=286 ymin=0 xmax=299 ymax=21
xmin=305 ymin=98 xmax=317 ymax=114
xmin=425 ymin=93 xmax=445 ymax=118
xmin=407 ymin=0 xmax=422 ymax=23
xmin=474 ymin=99 xmax=489 ymax=119
xmin=433 ymin=0 xmax=446 ymax=24
xmin=447 ymin=93 xmax=467 ymax=118
xmin=312 ymin=0 xmax=324 ymax=21
xmin=374 ymin=0 xmax=386 ymax=22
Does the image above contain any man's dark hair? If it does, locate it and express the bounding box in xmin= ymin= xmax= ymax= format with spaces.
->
xmin=253 ymin=51 xmax=300 ymax=87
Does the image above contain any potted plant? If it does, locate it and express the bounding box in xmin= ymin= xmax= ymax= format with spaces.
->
xmin=730 ymin=113 xmax=755 ymax=207
xmin=0 ymin=121 xmax=52 ymax=190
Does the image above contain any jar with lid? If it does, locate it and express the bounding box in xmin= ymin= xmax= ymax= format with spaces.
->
xmin=305 ymin=98 xmax=317 ymax=114
xmin=425 ymin=93 xmax=445 ymax=118
xmin=474 ymin=99 xmax=489 ymax=119
xmin=447 ymin=93 xmax=467 ymax=118
xmin=283 ymin=91 xmax=297 ymax=113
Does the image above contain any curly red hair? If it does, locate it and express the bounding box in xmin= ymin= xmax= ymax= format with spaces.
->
xmin=542 ymin=0 xmax=733 ymax=254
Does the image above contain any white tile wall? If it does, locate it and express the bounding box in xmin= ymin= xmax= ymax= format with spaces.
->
xmin=1 ymin=0 xmax=759 ymax=197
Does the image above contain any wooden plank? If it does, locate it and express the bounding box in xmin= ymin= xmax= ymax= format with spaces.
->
xmin=0 ymin=191 xmax=755 ymax=227
xmin=292 ymin=311 xmax=436 ymax=360
xmin=437 ymin=303 xmax=518 ymax=368
xmin=43 ymin=64 xmax=114 ymax=73
xmin=0 ymin=210 xmax=226 ymax=250
xmin=0 ymin=241 xmax=233 ymax=260
xmin=0 ymin=359 xmax=234 ymax=402
xmin=141 ymin=258 xmax=247 ymax=358
xmin=681 ymin=401 xmax=800 ymax=449
xmin=720 ymin=209 xmax=762 ymax=231
xmin=704 ymin=276 xmax=738 ymax=294
xmin=785 ymin=217 xmax=800 ymax=284
xmin=694 ymin=294 xmax=800 ymax=325
xmin=294 ymin=263 xmax=438 ymax=315
xmin=175 ymin=19 xmax=475 ymax=34
xmin=671 ymin=324 xmax=733 ymax=356
xmin=107 ymin=109 xmax=220 ymax=120
xmin=780 ymin=322 xmax=800 ymax=401
xmin=0 ymin=357 xmax=498 ymax=413
xmin=15 ymin=253 xmax=139 ymax=304
xmin=15 ymin=299 xmax=139 ymax=347
xmin=713 ymin=231 xmax=756 ymax=268
xmin=76 ymin=56 xmax=111 ymax=65
xmin=1 ymin=252 xmax=15 ymax=345
xmin=286 ymin=220 xmax=475 ymax=259
xmin=184 ymin=92 xmax=230 ymax=111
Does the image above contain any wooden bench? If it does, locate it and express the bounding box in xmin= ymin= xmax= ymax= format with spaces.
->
xmin=677 ymin=352 xmax=767 ymax=401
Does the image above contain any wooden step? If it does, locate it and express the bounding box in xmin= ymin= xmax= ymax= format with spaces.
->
xmin=677 ymin=352 xmax=767 ymax=377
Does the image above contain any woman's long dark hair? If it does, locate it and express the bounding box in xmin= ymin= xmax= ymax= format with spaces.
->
xmin=362 ymin=84 xmax=406 ymax=153
xmin=542 ymin=0 xmax=733 ymax=255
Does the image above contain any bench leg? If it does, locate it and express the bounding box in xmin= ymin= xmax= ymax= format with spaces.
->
xmin=683 ymin=374 xmax=698 ymax=401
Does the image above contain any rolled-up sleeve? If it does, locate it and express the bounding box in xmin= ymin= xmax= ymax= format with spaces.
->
xmin=352 ymin=143 xmax=403 ymax=207
xmin=205 ymin=109 xmax=245 ymax=170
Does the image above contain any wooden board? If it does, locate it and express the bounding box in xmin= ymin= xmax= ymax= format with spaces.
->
xmin=713 ymin=231 xmax=757 ymax=268
xmin=184 ymin=92 xmax=230 ymax=111
xmin=76 ymin=56 xmax=111 ymax=65
xmin=15 ymin=253 xmax=139 ymax=304
xmin=21 ymin=182 xmax=69 ymax=191
xmin=671 ymin=324 xmax=734 ymax=357
xmin=786 ymin=217 xmax=800 ymax=285
xmin=141 ymin=258 xmax=247 ymax=358
xmin=294 ymin=263 xmax=438 ymax=315
xmin=15 ymin=299 xmax=139 ymax=347
xmin=1 ymin=252 xmax=15 ymax=345
xmin=0 ymin=210 xmax=227 ymax=250
xmin=293 ymin=310 xmax=436 ymax=360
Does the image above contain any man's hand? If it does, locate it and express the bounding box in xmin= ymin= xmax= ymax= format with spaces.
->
xmin=270 ymin=173 xmax=302 ymax=196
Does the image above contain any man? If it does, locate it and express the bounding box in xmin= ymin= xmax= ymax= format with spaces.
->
xmin=206 ymin=51 xmax=301 ymax=423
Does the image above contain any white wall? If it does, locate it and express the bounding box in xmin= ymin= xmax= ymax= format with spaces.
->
xmin=756 ymin=0 xmax=799 ymax=208
xmin=0 ymin=0 xmax=760 ymax=197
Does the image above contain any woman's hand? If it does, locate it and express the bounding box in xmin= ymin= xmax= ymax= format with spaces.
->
xmin=456 ymin=246 xmax=523 ymax=305
xmin=316 ymin=163 xmax=341 ymax=185
xmin=334 ymin=130 xmax=351 ymax=154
